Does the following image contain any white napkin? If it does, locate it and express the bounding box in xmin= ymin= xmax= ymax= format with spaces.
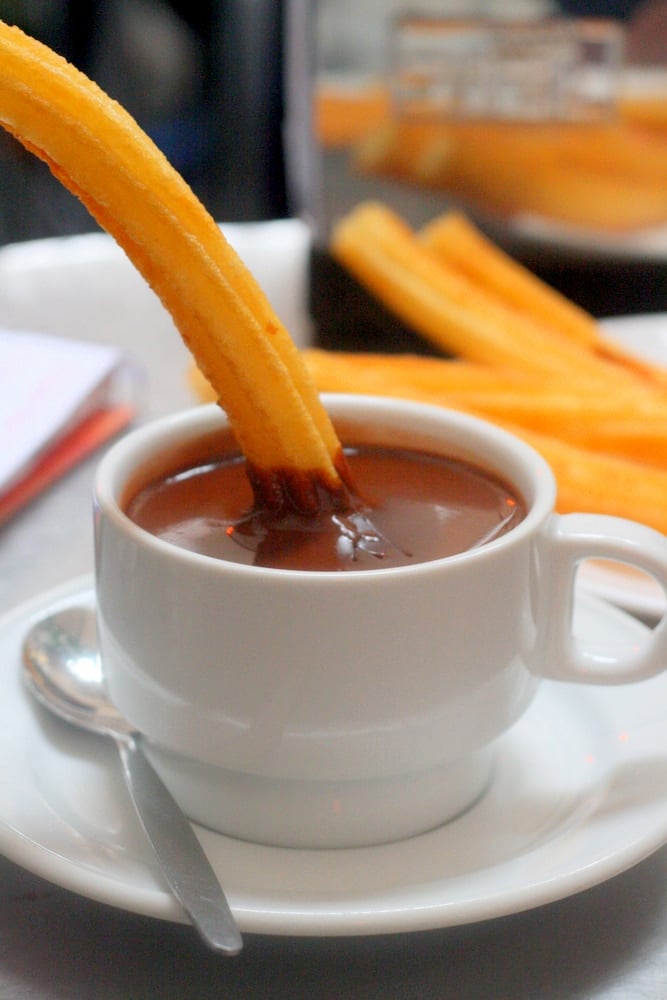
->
xmin=0 ymin=329 xmax=136 ymax=521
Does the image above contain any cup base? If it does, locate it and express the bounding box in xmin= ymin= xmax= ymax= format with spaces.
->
xmin=142 ymin=742 xmax=496 ymax=849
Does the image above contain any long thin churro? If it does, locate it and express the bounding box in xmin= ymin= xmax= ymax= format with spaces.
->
xmin=330 ymin=202 xmax=648 ymax=384
xmin=0 ymin=20 xmax=348 ymax=514
xmin=302 ymin=349 xmax=667 ymax=469
xmin=419 ymin=212 xmax=599 ymax=347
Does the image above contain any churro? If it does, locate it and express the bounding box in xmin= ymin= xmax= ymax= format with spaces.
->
xmin=0 ymin=20 xmax=347 ymax=514
xmin=330 ymin=203 xmax=649 ymax=384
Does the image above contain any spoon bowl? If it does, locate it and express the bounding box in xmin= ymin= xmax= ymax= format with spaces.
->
xmin=23 ymin=606 xmax=130 ymax=737
xmin=22 ymin=605 xmax=242 ymax=956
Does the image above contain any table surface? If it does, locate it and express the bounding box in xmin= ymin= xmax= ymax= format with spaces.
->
xmin=1 ymin=229 xmax=667 ymax=1000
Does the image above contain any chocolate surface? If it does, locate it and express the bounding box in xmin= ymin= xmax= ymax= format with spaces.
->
xmin=125 ymin=441 xmax=526 ymax=571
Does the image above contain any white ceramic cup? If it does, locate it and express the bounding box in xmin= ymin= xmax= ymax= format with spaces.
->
xmin=94 ymin=397 xmax=667 ymax=848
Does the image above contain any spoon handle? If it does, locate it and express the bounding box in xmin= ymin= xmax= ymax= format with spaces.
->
xmin=117 ymin=736 xmax=243 ymax=955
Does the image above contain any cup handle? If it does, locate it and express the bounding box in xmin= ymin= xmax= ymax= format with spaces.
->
xmin=534 ymin=513 xmax=667 ymax=684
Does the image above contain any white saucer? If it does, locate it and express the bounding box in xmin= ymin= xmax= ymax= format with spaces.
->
xmin=3 ymin=576 xmax=667 ymax=938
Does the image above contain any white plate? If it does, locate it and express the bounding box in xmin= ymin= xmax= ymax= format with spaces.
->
xmin=509 ymin=214 xmax=667 ymax=262
xmin=3 ymin=576 xmax=667 ymax=938
xmin=574 ymin=315 xmax=667 ymax=621
xmin=602 ymin=312 xmax=667 ymax=363
xmin=576 ymin=560 xmax=665 ymax=623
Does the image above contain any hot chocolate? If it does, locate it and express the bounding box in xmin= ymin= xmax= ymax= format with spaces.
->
xmin=124 ymin=434 xmax=526 ymax=571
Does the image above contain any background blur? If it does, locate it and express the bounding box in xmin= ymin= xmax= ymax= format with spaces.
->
xmin=0 ymin=0 xmax=658 ymax=247
xmin=0 ymin=0 xmax=288 ymax=242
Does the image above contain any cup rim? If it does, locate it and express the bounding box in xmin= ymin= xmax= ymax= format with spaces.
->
xmin=94 ymin=394 xmax=557 ymax=579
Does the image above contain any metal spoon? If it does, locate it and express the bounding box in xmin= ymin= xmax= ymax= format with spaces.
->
xmin=22 ymin=606 xmax=243 ymax=956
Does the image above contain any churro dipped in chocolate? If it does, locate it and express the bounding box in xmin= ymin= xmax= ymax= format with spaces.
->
xmin=0 ymin=20 xmax=351 ymax=518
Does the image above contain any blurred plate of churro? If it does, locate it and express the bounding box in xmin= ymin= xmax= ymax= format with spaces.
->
xmin=316 ymin=47 xmax=667 ymax=261
xmin=505 ymin=67 xmax=667 ymax=260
